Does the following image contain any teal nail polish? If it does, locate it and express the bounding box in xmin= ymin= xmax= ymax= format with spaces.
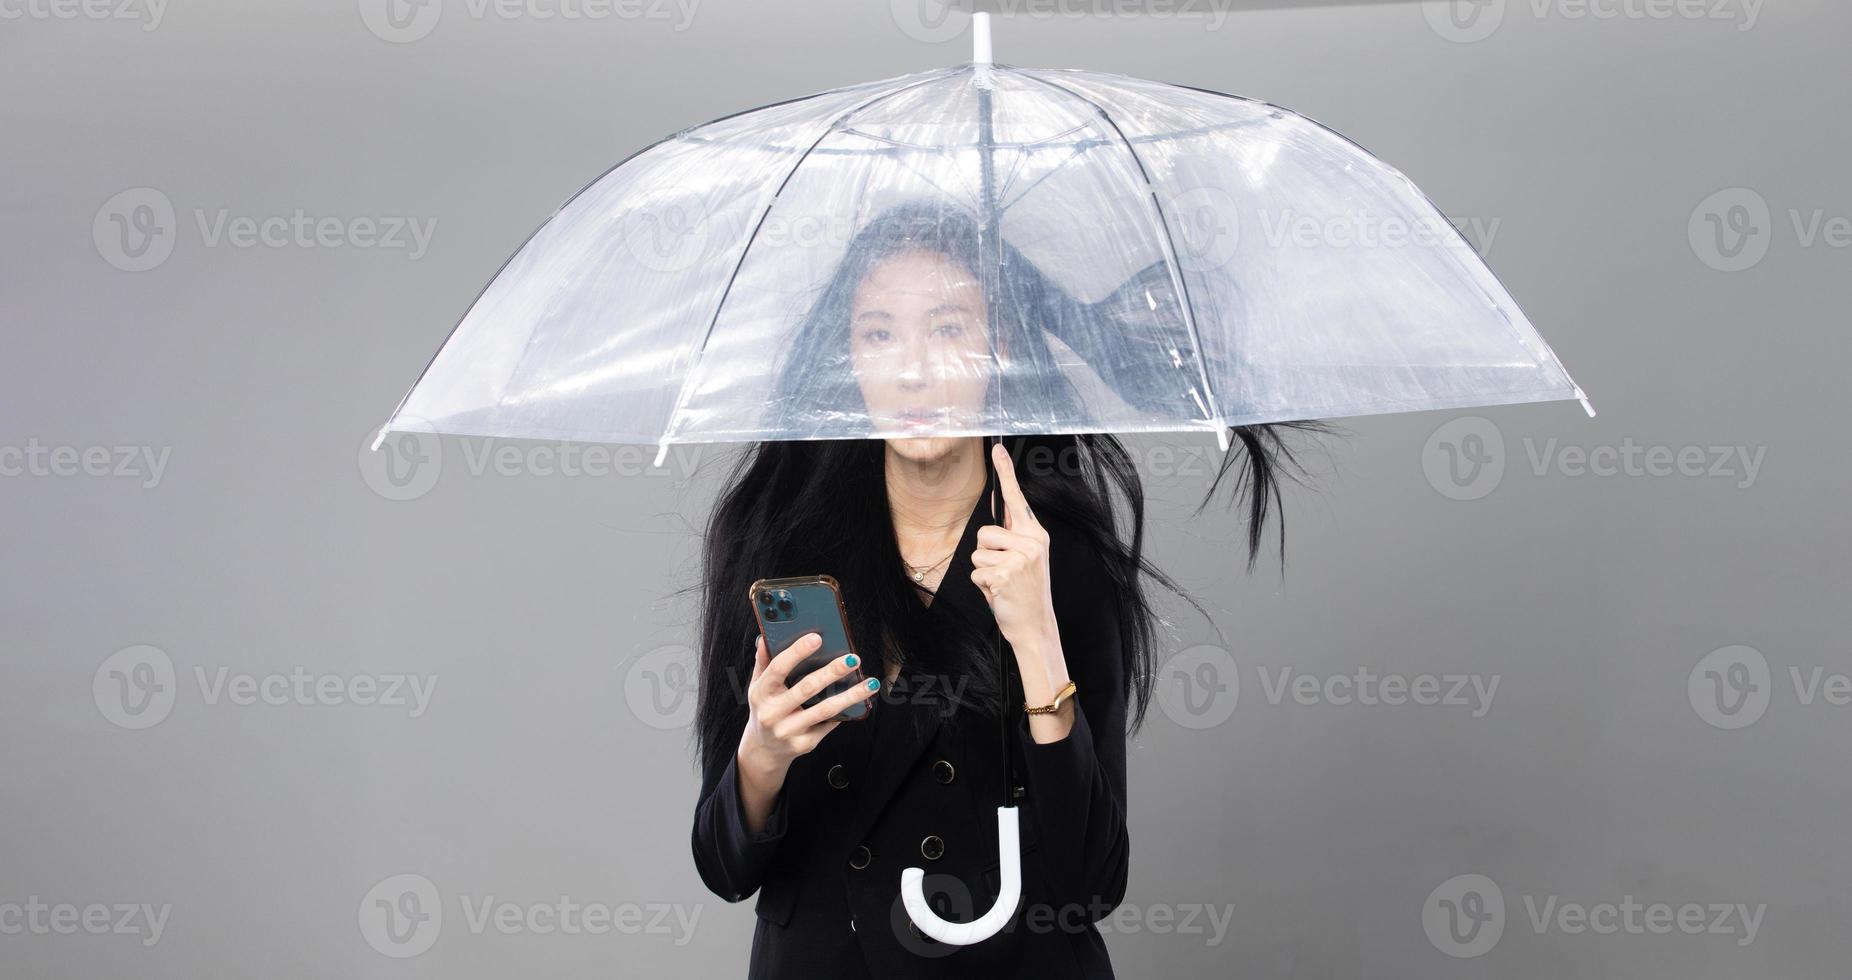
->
xmin=866 ymin=678 xmax=881 ymax=691
xmin=845 ymin=654 xmax=859 ymax=668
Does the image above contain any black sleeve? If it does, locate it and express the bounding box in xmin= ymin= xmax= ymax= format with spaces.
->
xmin=1011 ymin=547 xmax=1131 ymax=921
xmin=690 ymin=706 xmax=791 ymax=903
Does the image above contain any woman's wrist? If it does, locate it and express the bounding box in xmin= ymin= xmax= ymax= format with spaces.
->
xmin=1012 ymin=620 xmax=1071 ymax=706
xmin=735 ymin=741 xmax=790 ymax=836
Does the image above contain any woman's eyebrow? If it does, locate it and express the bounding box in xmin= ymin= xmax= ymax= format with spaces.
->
xmin=926 ymin=303 xmax=971 ymax=317
xmin=853 ymin=309 xmax=892 ymax=322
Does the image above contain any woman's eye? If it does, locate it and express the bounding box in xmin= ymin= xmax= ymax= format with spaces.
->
xmin=861 ymin=328 xmax=893 ymax=344
xmin=932 ymin=323 xmax=963 ymax=338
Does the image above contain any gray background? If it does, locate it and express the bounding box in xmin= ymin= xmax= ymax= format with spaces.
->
xmin=4 ymin=0 xmax=1848 ymax=976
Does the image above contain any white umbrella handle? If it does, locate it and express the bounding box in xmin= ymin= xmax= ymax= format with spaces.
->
xmin=900 ymin=805 xmax=1020 ymax=945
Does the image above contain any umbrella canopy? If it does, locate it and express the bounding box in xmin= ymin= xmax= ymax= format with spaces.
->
xmin=375 ymin=36 xmax=1589 ymax=461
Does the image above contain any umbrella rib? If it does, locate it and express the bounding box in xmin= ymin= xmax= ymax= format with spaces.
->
xmin=1012 ymin=69 xmax=1228 ymax=442
xmin=654 ymin=67 xmax=963 ymax=454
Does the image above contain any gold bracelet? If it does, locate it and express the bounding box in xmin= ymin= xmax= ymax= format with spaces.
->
xmin=1024 ymin=680 xmax=1077 ymax=715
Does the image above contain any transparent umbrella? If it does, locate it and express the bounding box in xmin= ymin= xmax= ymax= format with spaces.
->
xmin=372 ymin=13 xmax=1590 ymax=945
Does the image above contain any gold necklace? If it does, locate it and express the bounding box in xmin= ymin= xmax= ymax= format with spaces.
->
xmin=900 ymin=548 xmax=955 ymax=583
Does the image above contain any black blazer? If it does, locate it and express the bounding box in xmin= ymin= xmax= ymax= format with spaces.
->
xmin=691 ymin=485 xmax=1131 ymax=978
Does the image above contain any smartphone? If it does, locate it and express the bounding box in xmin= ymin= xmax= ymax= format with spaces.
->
xmin=748 ymin=575 xmax=872 ymax=722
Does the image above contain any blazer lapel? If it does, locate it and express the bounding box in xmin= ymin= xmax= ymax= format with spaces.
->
xmin=842 ymin=476 xmax=999 ymax=850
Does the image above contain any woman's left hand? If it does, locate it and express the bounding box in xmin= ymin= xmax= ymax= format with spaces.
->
xmin=972 ymin=442 xmax=1072 ymax=710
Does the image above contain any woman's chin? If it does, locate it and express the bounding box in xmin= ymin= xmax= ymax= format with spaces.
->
xmin=885 ymin=433 xmax=964 ymax=464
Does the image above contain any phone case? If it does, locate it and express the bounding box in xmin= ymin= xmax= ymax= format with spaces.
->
xmin=748 ymin=575 xmax=872 ymax=722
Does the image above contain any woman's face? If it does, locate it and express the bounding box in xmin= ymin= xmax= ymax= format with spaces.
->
xmin=848 ymin=248 xmax=993 ymax=464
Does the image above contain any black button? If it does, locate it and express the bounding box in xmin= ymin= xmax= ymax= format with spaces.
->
xmin=932 ymin=759 xmax=955 ymax=784
xmin=920 ymin=835 xmax=945 ymax=861
xmin=849 ymin=845 xmax=871 ymax=870
xmin=827 ymin=764 xmax=850 ymax=789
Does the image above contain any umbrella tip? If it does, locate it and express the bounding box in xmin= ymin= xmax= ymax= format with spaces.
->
xmin=369 ymin=425 xmax=389 ymax=452
xmin=652 ymin=442 xmax=670 ymax=468
xmin=1575 ymin=387 xmax=1596 ymax=418
xmin=972 ymin=11 xmax=991 ymax=66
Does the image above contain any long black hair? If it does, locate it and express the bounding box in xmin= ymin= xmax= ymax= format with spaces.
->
xmin=692 ymin=200 xmax=1323 ymax=780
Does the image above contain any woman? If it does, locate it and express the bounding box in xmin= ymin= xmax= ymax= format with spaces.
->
xmin=689 ymin=201 xmax=1310 ymax=978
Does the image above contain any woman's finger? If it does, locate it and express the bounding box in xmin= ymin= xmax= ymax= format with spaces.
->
xmin=793 ymin=676 xmax=881 ymax=731
xmin=969 ymin=548 xmax=1008 ymax=567
xmin=749 ymin=634 xmax=768 ymax=682
xmin=776 ymin=652 xmax=862 ymax=712
xmin=976 ymin=524 xmax=1036 ymax=553
xmin=990 ymin=441 xmax=1036 ymax=531
xmin=761 ymin=632 xmax=822 ymax=690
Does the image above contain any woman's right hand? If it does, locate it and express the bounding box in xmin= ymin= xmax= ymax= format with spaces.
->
xmin=737 ymin=633 xmax=881 ymax=783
